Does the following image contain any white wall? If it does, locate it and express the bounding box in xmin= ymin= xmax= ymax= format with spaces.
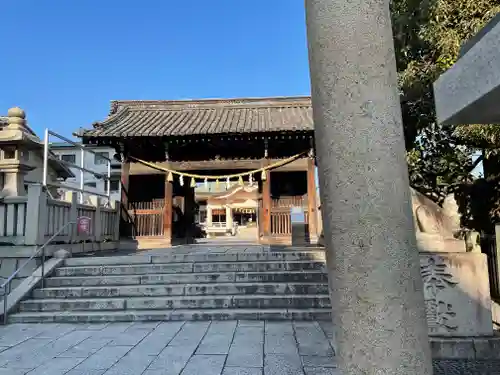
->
xmin=51 ymin=144 xmax=121 ymax=202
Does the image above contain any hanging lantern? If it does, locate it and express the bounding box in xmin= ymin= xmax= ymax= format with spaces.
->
xmin=204 ymin=178 xmax=208 ymax=188
xmin=238 ymin=176 xmax=244 ymax=186
xmin=167 ymin=171 xmax=173 ymax=182
xmin=261 ymin=169 xmax=267 ymax=181
xmin=190 ymin=177 xmax=196 ymax=188
xmin=179 ymin=175 xmax=184 ymax=186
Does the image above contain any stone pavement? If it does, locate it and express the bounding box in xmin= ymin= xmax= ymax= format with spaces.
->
xmin=0 ymin=320 xmax=339 ymax=375
xmin=1 ymin=320 xmax=500 ymax=374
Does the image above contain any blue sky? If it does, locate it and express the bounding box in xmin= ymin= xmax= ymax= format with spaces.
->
xmin=0 ymin=0 xmax=310 ymax=138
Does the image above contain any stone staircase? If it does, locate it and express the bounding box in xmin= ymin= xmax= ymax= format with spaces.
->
xmin=7 ymin=249 xmax=332 ymax=323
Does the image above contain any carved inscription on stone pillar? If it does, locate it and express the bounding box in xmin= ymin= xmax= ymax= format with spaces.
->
xmin=420 ymin=255 xmax=458 ymax=334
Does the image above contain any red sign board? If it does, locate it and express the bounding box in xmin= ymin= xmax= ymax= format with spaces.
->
xmin=77 ymin=216 xmax=91 ymax=235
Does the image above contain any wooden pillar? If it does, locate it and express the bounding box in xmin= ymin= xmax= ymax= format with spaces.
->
xmin=163 ymin=176 xmax=173 ymax=245
xmin=119 ymin=158 xmax=131 ymax=237
xmin=184 ymin=186 xmax=196 ymax=244
xmin=307 ymin=156 xmax=319 ymax=244
xmin=261 ymin=165 xmax=271 ymax=243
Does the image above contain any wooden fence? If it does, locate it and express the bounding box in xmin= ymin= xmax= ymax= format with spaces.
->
xmin=0 ymin=184 xmax=120 ymax=246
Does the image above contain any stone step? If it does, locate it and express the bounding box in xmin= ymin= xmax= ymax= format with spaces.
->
xmin=45 ymin=271 xmax=328 ymax=287
xmin=64 ymin=251 xmax=326 ymax=266
xmin=19 ymin=294 xmax=331 ymax=312
xmin=33 ymin=282 xmax=329 ymax=299
xmin=54 ymin=261 xmax=326 ymax=277
xmin=8 ymin=308 xmax=332 ymax=323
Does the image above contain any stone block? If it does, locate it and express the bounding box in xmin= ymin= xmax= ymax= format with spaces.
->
xmin=473 ymin=338 xmax=500 ymax=360
xmin=430 ymin=339 xmax=475 ymax=359
xmin=420 ymin=253 xmax=493 ymax=337
xmin=181 ymin=354 xmax=226 ymax=375
xmin=433 ymin=13 xmax=500 ymax=125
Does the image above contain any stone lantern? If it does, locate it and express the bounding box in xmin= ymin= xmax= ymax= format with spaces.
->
xmin=0 ymin=107 xmax=39 ymax=196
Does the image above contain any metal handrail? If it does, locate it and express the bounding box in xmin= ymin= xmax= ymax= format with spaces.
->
xmin=1 ymin=220 xmax=78 ymax=325
xmin=43 ymin=128 xmax=112 ymax=204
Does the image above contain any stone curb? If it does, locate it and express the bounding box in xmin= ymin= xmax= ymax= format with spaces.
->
xmin=431 ymin=337 xmax=500 ymax=360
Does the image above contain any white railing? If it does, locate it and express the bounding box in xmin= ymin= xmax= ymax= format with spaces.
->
xmin=0 ymin=185 xmax=120 ymax=246
xmin=43 ymin=129 xmax=112 ymax=204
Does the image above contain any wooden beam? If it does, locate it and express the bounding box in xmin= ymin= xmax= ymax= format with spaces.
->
xmin=163 ymin=176 xmax=173 ymax=246
xmin=261 ymin=161 xmax=272 ymax=242
xmin=307 ymin=156 xmax=319 ymax=244
xmin=119 ymin=158 xmax=132 ymax=237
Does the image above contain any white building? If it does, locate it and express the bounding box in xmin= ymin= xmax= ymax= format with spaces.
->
xmin=50 ymin=142 xmax=121 ymax=202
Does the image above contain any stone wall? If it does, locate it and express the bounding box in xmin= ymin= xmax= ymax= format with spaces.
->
xmin=421 ymin=252 xmax=492 ymax=337
xmin=0 ymin=257 xmax=40 ymax=290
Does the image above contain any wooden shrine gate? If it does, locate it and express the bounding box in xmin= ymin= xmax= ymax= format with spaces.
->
xmin=259 ymin=195 xmax=310 ymax=244
xmin=127 ymin=199 xmax=165 ymax=237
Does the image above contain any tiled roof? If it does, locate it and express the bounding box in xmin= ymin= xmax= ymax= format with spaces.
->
xmin=82 ymin=96 xmax=314 ymax=138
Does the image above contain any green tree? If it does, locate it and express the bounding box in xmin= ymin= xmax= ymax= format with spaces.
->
xmin=390 ymin=1 xmax=500 ymax=210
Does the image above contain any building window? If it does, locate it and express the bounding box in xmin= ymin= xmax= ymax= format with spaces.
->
xmin=94 ymin=152 xmax=108 ymax=165
xmin=61 ymin=154 xmax=76 ymax=164
xmin=84 ymin=182 xmax=97 ymax=188
xmin=104 ymin=180 xmax=120 ymax=192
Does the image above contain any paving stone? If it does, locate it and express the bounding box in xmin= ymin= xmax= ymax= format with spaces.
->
xmin=294 ymin=323 xmax=334 ymax=357
xmin=132 ymin=322 xmax=185 ymax=356
xmin=301 ymin=355 xmax=336 ymax=368
xmin=79 ymin=324 xmax=110 ymax=331
xmin=238 ymin=321 xmax=264 ymax=327
xmin=304 ymin=368 xmax=341 ymax=375
xmin=181 ymin=354 xmax=226 ymax=375
xmin=0 ymin=368 xmax=31 ymax=375
xmin=197 ymin=321 xmax=237 ymax=355
xmin=32 ymin=324 xmax=76 ymax=339
xmin=126 ymin=322 xmax=161 ymax=330
xmin=26 ymin=357 xmax=85 ymax=375
xmin=221 ymin=368 xmax=263 ymax=375
xmin=264 ymin=353 xmax=303 ymax=375
xmin=147 ymin=345 xmax=194 ymax=373
xmin=168 ymin=321 xmax=210 ymax=348
xmin=101 ymin=352 xmax=157 ymax=375
xmin=3 ymin=331 xmax=91 ymax=369
xmin=72 ymin=345 xmax=133 ymax=370
xmin=65 ymin=371 xmax=105 ymax=375
xmin=106 ymin=329 xmax=150 ymax=346
xmin=0 ymin=338 xmax=54 ymax=367
xmin=265 ymin=322 xmax=294 ymax=335
xmin=226 ymin=326 xmax=263 ymax=368
xmin=58 ymin=338 xmax=112 ymax=358
xmin=264 ymin=333 xmax=298 ymax=355
xmin=90 ymin=323 xmax=134 ymax=338
xmin=0 ymin=330 xmax=50 ymax=347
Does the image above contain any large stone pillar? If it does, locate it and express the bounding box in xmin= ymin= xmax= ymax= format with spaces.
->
xmin=305 ymin=1 xmax=433 ymax=374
